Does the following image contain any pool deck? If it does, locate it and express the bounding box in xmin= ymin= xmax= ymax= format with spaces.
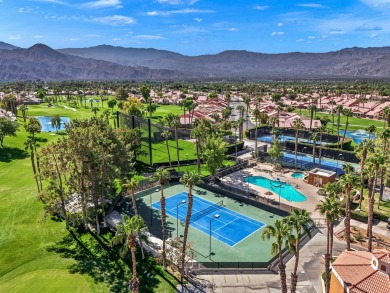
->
xmin=221 ymin=163 xmax=324 ymax=218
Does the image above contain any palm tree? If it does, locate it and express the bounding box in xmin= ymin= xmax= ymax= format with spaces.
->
xmin=286 ymin=209 xmax=312 ymax=293
xmin=171 ymin=114 xmax=181 ymax=172
xmin=261 ymin=219 xmax=293 ymax=293
xmin=123 ymin=178 xmax=139 ymax=216
xmin=151 ymin=167 xmax=171 ymax=269
xmin=308 ymin=104 xmax=317 ymax=131
xmin=111 ymin=215 xmax=147 ymax=293
xmin=317 ymin=125 xmax=325 ymax=168
xmin=324 ymin=181 xmax=342 ymax=198
xmin=354 ymin=139 xmax=374 ymax=209
xmin=190 ymin=126 xmax=202 ymax=175
xmin=252 ymin=107 xmax=261 ymax=159
xmin=179 ymin=171 xmax=202 ymax=283
xmin=161 ymin=129 xmax=172 ymax=167
xmin=365 ymin=124 xmax=376 ymax=140
xmin=19 ymin=104 xmax=28 ymax=122
xmin=382 ymin=106 xmax=390 ymax=127
xmin=341 ymin=109 xmax=353 ymax=149
xmin=342 ymin=163 xmax=355 ymax=174
xmin=377 ymin=128 xmax=390 ymax=206
xmin=315 ymin=197 xmax=342 ymax=293
xmin=335 ymin=105 xmax=343 ymax=148
xmin=311 ymin=132 xmax=318 ymax=166
xmin=243 ymin=95 xmax=251 ymax=130
xmin=338 ymin=173 xmax=359 ymax=251
xmin=328 ymin=100 xmax=336 ymax=133
xmin=292 ymin=118 xmax=304 ymax=169
xmin=366 ymin=152 xmax=385 ymax=251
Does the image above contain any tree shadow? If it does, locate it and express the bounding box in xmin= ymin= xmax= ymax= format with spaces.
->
xmin=0 ymin=146 xmax=28 ymax=162
xmin=47 ymin=229 xmax=176 ymax=293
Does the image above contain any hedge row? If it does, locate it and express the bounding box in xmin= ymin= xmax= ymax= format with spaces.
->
xmin=341 ymin=208 xmax=389 ymax=223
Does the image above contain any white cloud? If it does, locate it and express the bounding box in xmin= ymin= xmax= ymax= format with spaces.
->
xmin=8 ymin=35 xmax=20 ymax=40
xmin=356 ymin=24 xmax=382 ymax=31
xmin=253 ymin=5 xmax=269 ymax=10
xmin=194 ymin=17 xmax=202 ymax=22
xmin=227 ymin=28 xmax=238 ymax=32
xmin=271 ymin=31 xmax=285 ymax=36
xmin=82 ymin=0 xmax=123 ymax=9
xmin=85 ymin=34 xmax=100 ymax=37
xmin=33 ymin=35 xmax=44 ymax=38
xmin=70 ymin=38 xmax=80 ymax=41
xmin=33 ymin=0 xmax=68 ymax=5
xmin=360 ymin=0 xmax=390 ymax=8
xmin=328 ymin=29 xmax=345 ymax=35
xmin=371 ymin=33 xmax=377 ymax=37
xmin=19 ymin=8 xmax=24 ymax=13
xmin=296 ymin=3 xmax=325 ymax=8
xmin=308 ymin=35 xmax=315 ymax=39
xmin=88 ymin=15 xmax=136 ymax=25
xmin=277 ymin=22 xmax=284 ymax=27
xmin=171 ymin=25 xmax=206 ymax=33
xmin=156 ymin=0 xmax=199 ymax=4
xmin=112 ymin=37 xmax=121 ymax=41
xmin=146 ymin=8 xmax=214 ymax=16
xmin=296 ymin=38 xmax=305 ymax=42
xmin=133 ymin=35 xmax=166 ymax=40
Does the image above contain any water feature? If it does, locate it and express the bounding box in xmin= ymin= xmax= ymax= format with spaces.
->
xmin=291 ymin=172 xmax=305 ymax=179
xmin=245 ymin=176 xmax=307 ymax=202
xmin=36 ymin=116 xmax=70 ymax=132
xmin=340 ymin=130 xmax=375 ymax=144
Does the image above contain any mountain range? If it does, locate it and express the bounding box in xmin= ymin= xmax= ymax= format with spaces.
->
xmin=1 ymin=42 xmax=390 ymax=81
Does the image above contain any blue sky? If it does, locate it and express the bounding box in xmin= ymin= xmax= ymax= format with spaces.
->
xmin=0 ymin=0 xmax=389 ymax=55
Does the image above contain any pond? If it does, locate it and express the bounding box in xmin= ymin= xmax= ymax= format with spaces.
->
xmin=36 ymin=116 xmax=70 ymax=132
xmin=340 ymin=130 xmax=376 ymax=144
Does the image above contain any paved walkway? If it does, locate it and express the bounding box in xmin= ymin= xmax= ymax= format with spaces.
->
xmin=178 ymin=219 xmax=390 ymax=292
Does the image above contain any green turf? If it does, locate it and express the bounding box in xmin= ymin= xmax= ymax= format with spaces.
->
xmin=0 ymin=107 xmax=176 ymax=292
xmin=172 ymin=160 xmax=236 ymax=177
xmin=295 ymin=109 xmax=385 ymax=131
xmin=134 ymin=184 xmax=284 ymax=265
xmin=151 ymin=105 xmax=184 ymax=123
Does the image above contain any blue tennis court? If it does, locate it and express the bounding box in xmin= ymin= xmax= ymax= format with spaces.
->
xmin=152 ymin=192 xmax=265 ymax=247
xmin=282 ymin=152 xmax=346 ymax=175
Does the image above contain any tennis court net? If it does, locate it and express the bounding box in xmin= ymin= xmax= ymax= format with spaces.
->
xmin=180 ymin=200 xmax=224 ymax=223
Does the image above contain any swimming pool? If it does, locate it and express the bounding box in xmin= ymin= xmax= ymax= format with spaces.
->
xmin=36 ymin=116 xmax=70 ymax=132
xmin=291 ymin=172 xmax=304 ymax=179
xmin=245 ymin=176 xmax=307 ymax=202
xmin=340 ymin=130 xmax=376 ymax=144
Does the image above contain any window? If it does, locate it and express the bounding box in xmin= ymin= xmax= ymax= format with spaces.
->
xmin=380 ymin=265 xmax=386 ymax=272
xmin=372 ymin=260 xmax=377 ymax=267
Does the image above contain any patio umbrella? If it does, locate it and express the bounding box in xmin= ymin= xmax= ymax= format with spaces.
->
xmin=265 ymin=191 xmax=273 ymax=195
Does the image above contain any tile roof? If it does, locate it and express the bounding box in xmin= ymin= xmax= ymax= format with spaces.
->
xmin=332 ymin=249 xmax=390 ymax=293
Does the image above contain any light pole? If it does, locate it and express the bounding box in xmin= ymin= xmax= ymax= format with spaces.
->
xmin=150 ymin=188 xmax=159 ymax=226
xmin=209 ymin=214 xmax=220 ymax=258
xmin=186 ymin=153 xmax=189 ymax=172
xmin=301 ymin=147 xmax=307 ymax=170
xmin=336 ymin=153 xmax=343 ymax=176
xmin=276 ymin=178 xmax=282 ymax=206
xmin=176 ymin=200 xmax=186 ymax=238
xmin=243 ymin=175 xmax=249 ymax=196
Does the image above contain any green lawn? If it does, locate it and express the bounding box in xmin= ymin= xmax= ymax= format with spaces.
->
xmin=151 ymin=105 xmax=183 ymax=123
xmin=295 ymin=109 xmax=385 ymax=131
xmin=0 ymin=106 xmax=176 ymax=292
xmin=138 ymin=139 xmax=197 ymax=165
xmin=172 ymin=160 xmax=236 ymax=177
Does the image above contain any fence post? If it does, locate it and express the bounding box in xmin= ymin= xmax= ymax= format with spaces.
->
xmin=116 ymin=111 xmax=120 ymax=128
xmin=148 ymin=118 xmax=153 ymax=166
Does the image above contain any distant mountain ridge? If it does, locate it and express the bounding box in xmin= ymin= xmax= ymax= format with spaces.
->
xmin=0 ymin=41 xmax=389 ymax=80
xmin=0 ymin=43 xmax=189 ymax=81
xmin=0 ymin=41 xmax=20 ymax=50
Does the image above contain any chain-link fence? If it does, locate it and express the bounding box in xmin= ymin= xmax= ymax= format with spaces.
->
xmin=118 ymin=112 xmax=192 ymax=166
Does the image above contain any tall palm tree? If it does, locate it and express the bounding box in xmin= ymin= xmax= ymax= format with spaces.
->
xmin=151 ymin=167 xmax=171 ymax=269
xmin=324 ymin=181 xmax=342 ymax=198
xmin=308 ymin=104 xmax=317 ymax=131
xmin=382 ymin=106 xmax=390 ymax=128
xmin=179 ymin=171 xmax=202 ymax=283
xmin=261 ymin=219 xmax=293 ymax=293
xmin=292 ymin=118 xmax=304 ymax=169
xmin=311 ymin=132 xmax=318 ymax=166
xmin=171 ymin=114 xmax=181 ymax=172
xmin=286 ymin=209 xmax=312 ymax=293
xmin=354 ymin=139 xmax=374 ymax=209
xmin=366 ymin=152 xmax=385 ymax=251
xmin=365 ymin=124 xmax=376 ymax=140
xmin=243 ymin=95 xmax=251 ymax=130
xmin=252 ymin=107 xmax=261 ymax=159
xmin=123 ymin=178 xmax=139 ymax=216
xmin=338 ymin=173 xmax=359 ymax=251
xmin=315 ymin=197 xmax=342 ymax=293
xmin=341 ymin=108 xmax=353 ymax=149
xmin=328 ymin=100 xmax=336 ymax=133
xmin=377 ymin=128 xmax=390 ymax=206
xmin=317 ymin=125 xmax=325 ymax=168
xmin=111 ymin=215 xmax=147 ymax=293
xmin=161 ymin=129 xmax=172 ymax=167
xmin=335 ymin=105 xmax=343 ymax=148
xmin=190 ymin=126 xmax=202 ymax=175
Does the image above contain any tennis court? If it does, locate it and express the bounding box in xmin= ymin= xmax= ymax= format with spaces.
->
xmin=152 ymin=192 xmax=265 ymax=246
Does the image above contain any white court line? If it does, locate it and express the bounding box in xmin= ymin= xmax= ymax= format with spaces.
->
xmin=231 ymin=223 xmax=266 ymax=247
xmin=191 ymin=221 xmax=236 ymax=246
xmin=213 ymin=216 xmax=239 ymax=234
